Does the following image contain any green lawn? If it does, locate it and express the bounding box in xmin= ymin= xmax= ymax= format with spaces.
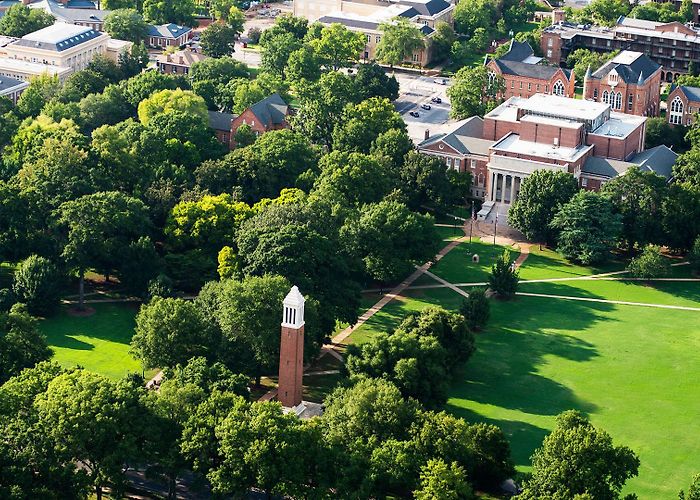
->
xmin=39 ymin=303 xmax=149 ymax=380
xmin=430 ymin=240 xmax=514 ymax=284
xmin=518 ymin=247 xmax=625 ymax=281
xmin=435 ymin=224 xmax=465 ymax=241
xmin=343 ymin=237 xmax=700 ymax=498
xmin=447 ymin=294 xmax=700 ymax=498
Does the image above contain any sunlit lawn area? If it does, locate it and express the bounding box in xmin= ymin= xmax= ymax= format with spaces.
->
xmin=39 ymin=303 xmax=151 ymax=380
xmin=345 ymin=237 xmax=700 ymax=498
xmin=430 ymin=240 xmax=514 ymax=284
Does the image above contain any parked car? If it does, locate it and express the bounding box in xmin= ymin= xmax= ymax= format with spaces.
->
xmin=421 ymin=104 xmax=431 ymax=110
xmin=434 ymin=78 xmax=447 ymax=85
xmin=409 ymin=111 xmax=420 ymax=118
xmin=192 ymin=35 xmax=200 ymax=41
xmin=431 ymin=97 xmax=442 ymax=104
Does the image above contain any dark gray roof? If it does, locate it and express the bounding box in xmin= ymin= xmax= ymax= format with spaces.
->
xmin=208 ymin=110 xmax=234 ymax=131
xmin=418 ymin=117 xmax=491 ymax=155
xmin=147 ymin=23 xmax=192 ymax=39
xmin=317 ymin=16 xmax=378 ymax=30
xmin=499 ymin=40 xmax=534 ymax=62
xmin=397 ymin=0 xmax=451 ymax=16
xmin=581 ymin=156 xmax=634 ymax=178
xmin=248 ymin=93 xmax=288 ymax=127
xmin=0 ymin=75 xmax=26 ymax=92
xmin=398 ymin=7 xmax=421 ymax=18
xmin=420 ymin=24 xmax=435 ymax=35
xmin=493 ymin=59 xmax=570 ymax=80
xmin=48 ymin=6 xmax=111 ymax=23
xmin=677 ymin=85 xmax=700 ymax=102
xmin=591 ymin=52 xmax=660 ymax=84
xmin=13 ymin=26 xmax=102 ymax=52
xmin=630 ymin=145 xmax=677 ymax=179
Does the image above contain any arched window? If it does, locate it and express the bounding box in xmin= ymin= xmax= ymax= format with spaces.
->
xmin=602 ymin=90 xmax=609 ymax=104
xmin=488 ymin=71 xmax=496 ymax=85
xmin=552 ymin=80 xmax=565 ymax=96
xmin=669 ymin=96 xmax=684 ymax=125
xmin=614 ymin=92 xmax=622 ymax=110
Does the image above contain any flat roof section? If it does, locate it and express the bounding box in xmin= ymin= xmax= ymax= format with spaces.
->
xmin=520 ymin=114 xmax=584 ymax=129
xmin=491 ymin=132 xmax=593 ymax=163
xmin=520 ymin=93 xmax=609 ymax=122
xmin=591 ymin=112 xmax=645 ymax=138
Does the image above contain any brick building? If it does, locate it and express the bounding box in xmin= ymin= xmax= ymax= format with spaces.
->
xmin=0 ymin=74 xmax=28 ymax=103
xmin=418 ymin=94 xmax=676 ymax=218
xmin=667 ymin=84 xmax=700 ymax=125
xmin=146 ymin=24 xmax=192 ymax=48
xmin=582 ymin=51 xmax=662 ymax=116
xmin=208 ymin=110 xmax=234 ymax=146
xmin=230 ymin=93 xmax=290 ymax=147
xmin=541 ymin=17 xmax=700 ymax=82
xmin=417 ymin=117 xmax=493 ymax=199
xmin=486 ymin=39 xmax=575 ymax=99
xmin=156 ymin=49 xmax=206 ymax=75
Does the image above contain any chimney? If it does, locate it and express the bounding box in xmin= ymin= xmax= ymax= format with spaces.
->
xmin=278 ymin=286 xmax=305 ymax=408
xmin=179 ymin=55 xmax=184 ymax=65
xmin=424 ymin=129 xmax=430 ymax=140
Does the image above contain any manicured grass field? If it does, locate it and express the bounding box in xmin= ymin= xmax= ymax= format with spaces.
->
xmin=345 ymin=238 xmax=700 ymax=498
xmin=430 ymin=240 xmax=514 ymax=284
xmin=39 ymin=303 xmax=148 ymax=380
xmin=447 ymin=295 xmax=700 ymax=498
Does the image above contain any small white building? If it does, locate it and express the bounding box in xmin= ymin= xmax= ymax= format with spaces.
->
xmin=0 ymin=75 xmax=29 ymax=103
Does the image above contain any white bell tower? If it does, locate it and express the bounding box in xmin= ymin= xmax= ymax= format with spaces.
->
xmin=281 ymin=285 xmax=305 ymax=329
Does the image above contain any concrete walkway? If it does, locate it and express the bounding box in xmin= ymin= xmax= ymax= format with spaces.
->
xmin=331 ymin=231 xmax=469 ymax=345
xmin=516 ymin=291 xmax=700 ymax=312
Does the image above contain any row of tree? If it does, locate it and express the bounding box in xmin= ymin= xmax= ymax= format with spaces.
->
xmin=509 ymin=167 xmax=700 ymax=265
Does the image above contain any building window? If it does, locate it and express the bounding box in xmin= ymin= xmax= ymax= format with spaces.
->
xmin=546 ymin=49 xmax=552 ymax=58
xmin=445 ymin=157 xmax=451 ymax=167
xmin=581 ymin=177 xmax=588 ymax=187
xmin=375 ymin=35 xmax=381 ymax=43
xmin=689 ymin=118 xmax=693 ymax=125
xmin=591 ymin=38 xmax=596 ymax=45
xmin=606 ymin=40 xmax=611 ymax=47
xmin=670 ymin=95 xmax=684 ymax=124
xmin=511 ymin=80 xmax=514 ymax=88
xmin=527 ymin=82 xmax=531 ymax=91
xmin=659 ymin=47 xmax=663 ymax=53
xmin=366 ymin=34 xmax=371 ymax=43
xmin=552 ymin=80 xmax=565 ymax=96
xmin=536 ymin=84 xmax=540 ymax=91
xmin=488 ymin=71 xmax=496 ymax=85
xmin=614 ymin=92 xmax=622 ymax=110
xmin=548 ymin=38 xmax=553 ymax=47
xmin=455 ymin=159 xmax=461 ymax=170
xmin=593 ymin=88 xmax=598 ymax=98
xmin=519 ymin=81 xmax=523 ymax=89
xmin=602 ymin=90 xmax=609 ymax=104
xmin=672 ymin=50 xmax=676 ymax=57
xmin=628 ymin=93 xmax=633 ymax=110
xmin=470 ymin=159 xmax=476 ymax=169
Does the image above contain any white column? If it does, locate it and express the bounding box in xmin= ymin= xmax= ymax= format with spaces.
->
xmin=509 ymin=175 xmax=515 ymax=204
xmin=491 ymin=173 xmax=496 ymax=201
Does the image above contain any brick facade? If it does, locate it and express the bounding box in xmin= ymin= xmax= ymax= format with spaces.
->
xmin=278 ymin=324 xmax=304 ymax=408
xmin=667 ymin=85 xmax=700 ymax=126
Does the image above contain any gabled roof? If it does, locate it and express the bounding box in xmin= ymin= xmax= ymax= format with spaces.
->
xmin=499 ymin=40 xmax=535 ymax=62
xmin=208 ymin=110 xmax=235 ymax=131
xmin=0 ymin=74 xmax=27 ymax=92
xmin=419 ymin=24 xmax=435 ymax=35
xmin=675 ymin=84 xmax=700 ymax=102
xmin=147 ymin=23 xmax=192 ymax=39
xmin=30 ymin=0 xmax=110 ymax=23
xmin=492 ymin=59 xmax=570 ymax=80
xmin=590 ymin=51 xmax=660 ymax=84
xmin=396 ymin=0 xmax=452 ymax=16
xmin=418 ymin=117 xmax=491 ymax=156
xmin=581 ymin=156 xmax=633 ymax=178
xmin=247 ymin=93 xmax=289 ymax=127
xmin=156 ymin=49 xmax=207 ymax=67
xmin=630 ymin=145 xmax=677 ymax=179
xmin=581 ymin=145 xmax=677 ymax=179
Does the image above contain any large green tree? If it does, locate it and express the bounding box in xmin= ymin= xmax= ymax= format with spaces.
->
xmin=602 ymin=166 xmax=668 ymax=252
xmin=340 ymin=200 xmax=440 ymax=283
xmin=376 ymin=18 xmax=425 ymax=67
xmin=131 ymin=297 xmax=217 ymax=370
xmin=0 ymin=304 xmax=52 ymax=384
xmin=310 ymin=22 xmax=365 ymax=70
xmin=551 ymin=190 xmax=622 ymax=264
xmin=200 ymin=22 xmax=238 ymax=58
xmin=137 ymin=88 xmax=208 ymax=126
xmin=508 ymin=170 xmax=579 ymax=245
xmin=448 ymin=66 xmax=504 ymax=119
xmin=12 ymin=255 xmax=63 ymax=316
xmin=414 ymin=459 xmax=474 ymax=500
xmin=55 ymin=191 xmax=152 ymax=308
xmin=519 ymin=410 xmax=640 ymax=499
xmin=103 ymin=8 xmax=148 ymax=43
xmin=0 ymin=4 xmax=54 ymax=37
xmin=332 ymin=97 xmax=406 ymax=154
xmin=142 ymin=0 xmax=195 ymax=25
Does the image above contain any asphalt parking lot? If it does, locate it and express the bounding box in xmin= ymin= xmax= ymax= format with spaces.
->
xmin=393 ymin=74 xmax=453 ymax=143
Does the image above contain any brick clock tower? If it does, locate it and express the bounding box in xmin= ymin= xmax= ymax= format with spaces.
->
xmin=278 ymin=286 xmax=305 ymax=408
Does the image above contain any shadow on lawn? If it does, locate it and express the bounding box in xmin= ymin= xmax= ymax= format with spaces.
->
xmin=447 ymin=283 xmax=617 ymax=462
xmin=445 ymin=405 xmax=550 ymax=467
xmin=42 ymin=303 xmax=139 ymax=349
xmin=47 ymin=334 xmax=95 ymax=351
xmin=519 ymin=251 xmax=625 ymax=279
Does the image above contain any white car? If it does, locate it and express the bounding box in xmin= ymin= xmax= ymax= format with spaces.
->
xmin=434 ymin=78 xmax=447 ymax=85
